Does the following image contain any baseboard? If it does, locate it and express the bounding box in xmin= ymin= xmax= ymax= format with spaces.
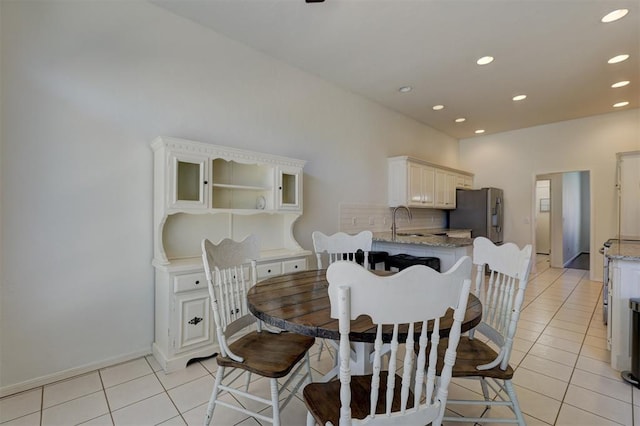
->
xmin=0 ymin=347 xmax=152 ymax=398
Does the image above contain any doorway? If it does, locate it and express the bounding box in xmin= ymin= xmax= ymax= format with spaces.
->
xmin=535 ymin=171 xmax=591 ymax=271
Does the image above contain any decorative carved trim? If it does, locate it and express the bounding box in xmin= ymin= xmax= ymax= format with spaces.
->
xmin=152 ymin=136 xmax=306 ymax=168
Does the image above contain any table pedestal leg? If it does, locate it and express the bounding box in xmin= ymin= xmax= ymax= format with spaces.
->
xmin=321 ymin=342 xmax=374 ymax=382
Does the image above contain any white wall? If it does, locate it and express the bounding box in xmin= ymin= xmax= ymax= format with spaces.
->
xmin=562 ymin=171 xmax=581 ymax=265
xmin=459 ymin=108 xmax=640 ymax=280
xmin=0 ymin=1 xmax=459 ymax=391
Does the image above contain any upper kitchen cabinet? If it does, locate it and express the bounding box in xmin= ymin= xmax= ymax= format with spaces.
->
xmin=388 ymin=156 xmax=473 ymax=209
xmin=408 ymin=162 xmax=436 ymax=207
xmin=435 ymin=169 xmax=457 ymax=209
xmin=456 ymin=174 xmax=473 ymax=189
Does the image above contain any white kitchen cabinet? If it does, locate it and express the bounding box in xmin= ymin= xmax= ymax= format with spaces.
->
xmin=151 ymin=137 xmax=311 ymax=372
xmin=435 ymin=169 xmax=457 ymax=209
xmin=608 ymin=257 xmax=640 ymax=371
xmin=408 ymin=162 xmax=435 ymax=207
xmin=389 ymin=156 xmax=471 ymax=209
xmin=455 ymin=173 xmax=473 ymax=189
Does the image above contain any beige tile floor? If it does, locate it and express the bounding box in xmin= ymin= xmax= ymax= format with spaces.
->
xmin=1 ymin=255 xmax=638 ymax=425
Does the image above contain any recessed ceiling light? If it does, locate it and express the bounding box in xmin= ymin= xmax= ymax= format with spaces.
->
xmin=476 ymin=56 xmax=494 ymax=65
xmin=398 ymin=86 xmax=412 ymax=93
xmin=602 ymin=9 xmax=629 ymax=23
xmin=432 ymin=105 xmax=444 ymax=111
xmin=512 ymin=94 xmax=527 ymax=101
xmin=608 ymin=54 xmax=630 ymax=64
xmin=614 ymin=101 xmax=629 ymax=108
xmin=475 ymin=129 xmax=485 ymax=134
xmin=455 ymin=118 xmax=466 ymax=123
xmin=612 ymin=81 xmax=630 ymax=88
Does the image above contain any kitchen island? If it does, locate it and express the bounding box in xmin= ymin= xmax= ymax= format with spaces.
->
xmin=372 ymin=229 xmax=473 ymax=272
xmin=606 ymin=239 xmax=640 ymax=372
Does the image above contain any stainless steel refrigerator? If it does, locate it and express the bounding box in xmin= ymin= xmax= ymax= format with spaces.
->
xmin=449 ymin=187 xmax=503 ymax=244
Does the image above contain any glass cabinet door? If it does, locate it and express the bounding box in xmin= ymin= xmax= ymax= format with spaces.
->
xmin=277 ymin=166 xmax=302 ymax=211
xmin=169 ymin=154 xmax=209 ymax=209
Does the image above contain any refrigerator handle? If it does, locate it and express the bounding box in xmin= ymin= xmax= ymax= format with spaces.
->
xmin=495 ymin=197 xmax=503 ymax=233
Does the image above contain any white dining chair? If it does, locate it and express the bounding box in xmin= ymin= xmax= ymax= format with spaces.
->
xmin=201 ymin=235 xmax=315 ymax=426
xmin=312 ymin=230 xmax=373 ymax=362
xmin=303 ymin=257 xmax=472 ymax=425
xmin=439 ymin=236 xmax=533 ymax=425
xmin=312 ymin=230 xmax=373 ymax=269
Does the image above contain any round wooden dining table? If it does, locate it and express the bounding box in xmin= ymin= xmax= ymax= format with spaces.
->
xmin=247 ymin=269 xmax=482 ymax=378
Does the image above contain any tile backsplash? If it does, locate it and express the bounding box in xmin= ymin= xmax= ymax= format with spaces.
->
xmin=339 ymin=203 xmax=447 ymax=234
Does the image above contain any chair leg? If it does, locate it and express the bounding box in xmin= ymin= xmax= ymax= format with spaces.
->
xmin=504 ymin=379 xmax=526 ymax=426
xmin=316 ymin=340 xmax=324 ymax=361
xmin=305 ymin=352 xmax=314 ymax=384
xmin=306 ymin=411 xmax=316 ymax=426
xmin=270 ymin=378 xmax=281 ymax=426
xmin=204 ymin=365 xmax=224 ymax=426
xmin=244 ymin=371 xmax=252 ymax=392
xmin=480 ymin=377 xmax=491 ymax=410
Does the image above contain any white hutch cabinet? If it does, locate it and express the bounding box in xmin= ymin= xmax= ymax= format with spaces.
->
xmin=388 ymin=156 xmax=473 ymax=209
xmin=151 ymin=137 xmax=310 ymax=372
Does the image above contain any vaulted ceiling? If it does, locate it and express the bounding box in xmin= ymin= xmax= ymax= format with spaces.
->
xmin=154 ymin=0 xmax=639 ymax=139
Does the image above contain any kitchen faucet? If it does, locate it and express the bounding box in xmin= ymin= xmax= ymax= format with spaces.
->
xmin=391 ymin=205 xmax=412 ymax=241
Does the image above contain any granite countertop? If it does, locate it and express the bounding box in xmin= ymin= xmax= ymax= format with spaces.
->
xmin=372 ymin=229 xmax=473 ymax=248
xmin=606 ymin=240 xmax=640 ymax=261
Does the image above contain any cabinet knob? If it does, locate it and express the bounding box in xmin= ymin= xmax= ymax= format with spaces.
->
xmin=294 ymin=265 xmax=298 ymax=269
xmin=203 ymin=181 xmax=208 ymax=185
xmin=279 ymin=186 xmax=282 ymax=190
xmin=188 ymin=317 xmax=203 ymax=325
xmin=267 ymin=269 xmax=272 ymax=273
xmin=195 ymin=280 xmax=200 ymax=285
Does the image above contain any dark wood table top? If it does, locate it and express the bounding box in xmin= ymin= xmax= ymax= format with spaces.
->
xmin=248 ymin=269 xmax=482 ymax=342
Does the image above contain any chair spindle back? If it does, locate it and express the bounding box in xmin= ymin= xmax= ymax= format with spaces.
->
xmin=326 ymin=257 xmax=472 ymax=425
xmin=312 ymin=230 xmax=373 ymax=269
xmin=472 ymin=237 xmax=533 ymax=370
xmin=201 ymin=235 xmax=260 ymax=361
